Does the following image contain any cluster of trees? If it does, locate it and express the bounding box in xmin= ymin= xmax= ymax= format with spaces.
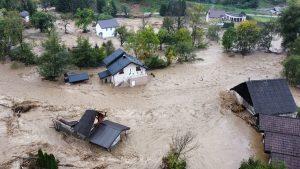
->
xmin=221 ymin=20 xmax=277 ymax=55
xmin=36 ymin=149 xmax=58 ymax=169
xmin=280 ymin=1 xmax=300 ymax=86
xmin=38 ymin=31 xmax=114 ymax=80
xmin=0 ymin=0 xmax=37 ymax=14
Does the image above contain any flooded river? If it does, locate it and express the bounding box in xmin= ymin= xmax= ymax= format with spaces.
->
xmin=0 ymin=40 xmax=295 ymax=169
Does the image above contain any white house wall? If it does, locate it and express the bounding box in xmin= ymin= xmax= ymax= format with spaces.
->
xmin=96 ymin=24 xmax=116 ymax=38
xmin=111 ymin=63 xmax=147 ymax=86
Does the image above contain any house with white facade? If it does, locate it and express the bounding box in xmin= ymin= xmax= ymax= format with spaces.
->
xmin=20 ymin=10 xmax=30 ymax=23
xmin=96 ymin=18 xmax=119 ymax=39
xmin=98 ymin=49 xmax=148 ymax=87
xmin=206 ymin=9 xmax=246 ymax=23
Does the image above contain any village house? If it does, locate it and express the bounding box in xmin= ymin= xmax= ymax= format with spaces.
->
xmin=258 ymin=114 xmax=300 ymax=169
xmin=20 ymin=10 xmax=30 ymax=23
xmin=231 ymin=79 xmax=297 ymax=117
xmin=206 ymin=9 xmax=246 ymax=23
xmin=96 ymin=18 xmax=119 ymax=39
xmin=53 ymin=110 xmax=130 ymax=151
xmin=98 ymin=49 xmax=148 ymax=87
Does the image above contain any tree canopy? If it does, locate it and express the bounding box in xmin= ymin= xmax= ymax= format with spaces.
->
xmin=75 ymin=8 xmax=94 ymax=33
xmin=31 ymin=11 xmax=55 ymax=33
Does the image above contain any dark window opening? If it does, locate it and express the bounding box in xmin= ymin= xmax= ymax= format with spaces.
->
xmin=119 ymin=69 xmax=124 ymax=74
xmin=136 ymin=66 xmax=141 ymax=71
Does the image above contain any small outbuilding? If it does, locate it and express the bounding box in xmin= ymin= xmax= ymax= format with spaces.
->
xmin=96 ymin=18 xmax=119 ymax=39
xmin=64 ymin=72 xmax=89 ymax=84
xmin=231 ymin=79 xmax=297 ymax=117
xmin=99 ymin=49 xmax=148 ymax=87
xmin=20 ymin=10 xmax=30 ymax=23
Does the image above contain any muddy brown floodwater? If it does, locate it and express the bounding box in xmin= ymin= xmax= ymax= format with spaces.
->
xmin=1 ymin=35 xmax=299 ymax=168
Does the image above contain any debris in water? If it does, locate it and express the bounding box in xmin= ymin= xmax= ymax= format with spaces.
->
xmin=219 ymin=91 xmax=245 ymax=113
xmin=11 ymin=101 xmax=39 ymax=114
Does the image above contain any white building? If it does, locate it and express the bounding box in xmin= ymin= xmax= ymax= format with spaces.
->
xmin=206 ymin=9 xmax=246 ymax=23
xmin=96 ymin=18 xmax=119 ymax=39
xmin=99 ymin=49 xmax=148 ymax=87
xmin=20 ymin=11 xmax=30 ymax=23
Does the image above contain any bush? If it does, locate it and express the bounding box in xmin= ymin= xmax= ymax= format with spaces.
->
xmin=36 ymin=149 xmax=58 ymax=169
xmin=97 ymin=13 xmax=113 ymax=20
xmin=283 ymin=55 xmax=300 ymax=85
xmin=290 ymin=37 xmax=300 ymax=55
xmin=145 ymin=56 xmax=167 ymax=69
xmin=10 ymin=43 xmax=37 ymax=65
xmin=161 ymin=152 xmax=186 ymax=169
xmin=240 ymin=157 xmax=285 ymax=169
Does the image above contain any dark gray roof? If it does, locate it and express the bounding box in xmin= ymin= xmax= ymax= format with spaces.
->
xmin=208 ymin=9 xmax=226 ymax=18
xmin=89 ymin=120 xmax=130 ymax=149
xmin=271 ymin=153 xmax=300 ymax=169
xmin=66 ymin=72 xmax=89 ymax=83
xmin=264 ymin=132 xmax=300 ymax=157
xmin=107 ymin=54 xmax=146 ymax=76
xmin=97 ymin=18 xmax=119 ymax=29
xmin=259 ymin=114 xmax=300 ymax=136
xmin=20 ymin=11 xmax=29 ymax=18
xmin=231 ymin=79 xmax=297 ymax=115
xmin=73 ymin=110 xmax=99 ymax=138
xmin=98 ymin=70 xmax=111 ymax=79
xmin=102 ymin=48 xmax=125 ymax=66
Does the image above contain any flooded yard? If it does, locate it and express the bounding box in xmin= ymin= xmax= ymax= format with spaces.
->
xmin=0 ymin=17 xmax=296 ymax=169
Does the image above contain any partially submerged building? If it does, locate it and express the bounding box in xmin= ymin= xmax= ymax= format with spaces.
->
xmin=231 ymin=79 xmax=297 ymax=117
xmin=64 ymin=72 xmax=89 ymax=84
xmin=259 ymin=114 xmax=300 ymax=169
xmin=206 ymin=9 xmax=246 ymax=23
xmin=98 ymin=49 xmax=148 ymax=87
xmin=96 ymin=18 xmax=119 ymax=39
xmin=53 ymin=110 xmax=130 ymax=150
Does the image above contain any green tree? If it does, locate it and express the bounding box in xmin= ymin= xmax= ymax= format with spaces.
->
xmin=102 ymin=40 xmax=115 ymax=56
xmin=144 ymin=56 xmax=167 ymax=69
xmin=36 ymin=149 xmax=58 ymax=169
xmin=38 ymin=32 xmax=69 ymax=81
xmin=97 ymin=13 xmax=113 ymax=20
xmin=165 ymin=46 xmax=176 ymax=65
xmin=187 ymin=3 xmax=205 ymax=29
xmin=97 ymin=0 xmax=106 ymax=13
xmin=115 ymin=26 xmax=130 ymax=46
xmin=126 ymin=26 xmax=160 ymax=59
xmin=191 ymin=27 xmax=206 ymax=48
xmin=207 ymin=25 xmax=221 ymax=41
xmin=21 ymin=0 xmax=37 ymax=15
xmin=283 ymin=55 xmax=300 ymax=85
xmin=240 ymin=157 xmax=285 ymax=169
xmin=71 ymin=37 xmax=99 ymax=67
xmin=174 ymin=28 xmax=194 ymax=62
xmin=10 ymin=42 xmax=37 ymax=65
xmin=278 ymin=2 xmax=300 ymax=48
xmin=75 ymin=8 xmax=94 ymax=33
xmin=290 ymin=37 xmax=300 ymax=55
xmin=160 ymin=3 xmax=168 ymax=16
xmin=222 ymin=27 xmax=236 ymax=52
xmin=31 ymin=11 xmax=54 ymax=32
xmin=0 ymin=11 xmax=23 ymax=60
xmin=235 ymin=21 xmax=260 ymax=55
xmin=162 ymin=17 xmax=175 ymax=32
xmin=111 ymin=0 xmax=118 ymax=17
xmin=157 ymin=28 xmax=169 ymax=50
xmin=121 ymin=3 xmax=130 ymax=17
xmin=259 ymin=21 xmax=278 ymax=52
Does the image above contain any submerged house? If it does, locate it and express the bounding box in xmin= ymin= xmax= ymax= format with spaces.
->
xmin=96 ymin=18 xmax=119 ymax=39
xmin=53 ymin=110 xmax=130 ymax=150
xmin=259 ymin=114 xmax=300 ymax=169
xmin=206 ymin=9 xmax=246 ymax=23
xmin=98 ymin=49 xmax=148 ymax=87
xmin=231 ymin=79 xmax=297 ymax=117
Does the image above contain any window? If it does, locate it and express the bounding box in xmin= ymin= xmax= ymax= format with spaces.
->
xmin=106 ymin=28 xmax=108 ymax=31
xmin=136 ymin=66 xmax=141 ymax=71
xmin=119 ymin=69 xmax=124 ymax=74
